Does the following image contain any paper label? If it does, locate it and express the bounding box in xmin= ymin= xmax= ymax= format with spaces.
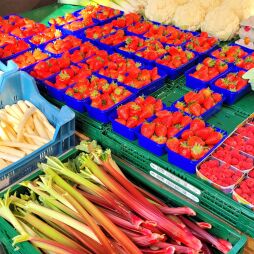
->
xmin=150 ymin=171 xmax=200 ymax=203
xmin=150 ymin=163 xmax=201 ymax=195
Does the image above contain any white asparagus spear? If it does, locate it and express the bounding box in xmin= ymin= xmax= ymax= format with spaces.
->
xmin=0 ymin=152 xmax=21 ymax=162
xmin=33 ymin=115 xmax=48 ymax=139
xmin=0 ymin=141 xmax=39 ymax=150
xmin=17 ymin=100 xmax=29 ymax=113
xmin=5 ymin=105 xmax=20 ymax=120
xmin=0 ymin=146 xmax=25 ymax=158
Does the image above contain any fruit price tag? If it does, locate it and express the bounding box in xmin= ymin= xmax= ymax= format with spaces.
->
xmin=150 ymin=171 xmax=200 ymax=203
xmin=150 ymin=163 xmax=201 ymax=195
xmin=0 ymin=177 xmax=9 ymax=190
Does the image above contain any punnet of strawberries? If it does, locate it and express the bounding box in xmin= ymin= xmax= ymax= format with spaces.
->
xmin=213 ymin=145 xmax=254 ymax=171
xmin=214 ymin=70 xmax=248 ymax=92
xmin=0 ymin=40 xmax=30 ymax=58
xmin=115 ymin=96 xmax=163 ymax=128
xmin=236 ymin=53 xmax=254 ymax=70
xmin=30 ymin=53 xmax=71 ymax=80
xmin=118 ymin=36 xmax=147 ymax=53
xmin=12 ymin=49 xmax=49 ymax=69
xmin=224 ymin=135 xmax=254 ymax=156
xmin=198 ymin=159 xmax=243 ymax=187
xmin=211 ymin=45 xmax=249 ymax=63
xmin=166 ymin=118 xmax=224 ymax=160
xmin=175 ymin=88 xmax=222 ymax=117
xmin=190 ymin=57 xmax=228 ymax=82
xmin=90 ymin=86 xmax=132 ymax=111
xmin=136 ymin=46 xmax=167 ymax=61
xmin=65 ymin=75 xmax=109 ymax=101
xmin=186 ymin=32 xmax=218 ymax=53
xmin=45 ymin=35 xmax=82 ymax=55
xmin=111 ymin=13 xmax=141 ymax=28
xmin=100 ymin=30 xmax=127 ymax=46
xmin=156 ymin=46 xmax=195 ymax=69
xmin=234 ymin=178 xmax=254 ymax=205
xmin=85 ymin=23 xmax=116 ymax=40
xmin=236 ymin=124 xmax=254 ymax=138
xmin=45 ymin=65 xmax=92 ymax=90
xmin=141 ymin=110 xmax=192 ymax=145
xmin=11 ymin=23 xmax=46 ymax=38
xmin=49 ymin=13 xmax=77 ymax=26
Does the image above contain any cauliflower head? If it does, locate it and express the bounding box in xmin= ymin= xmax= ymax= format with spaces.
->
xmin=221 ymin=0 xmax=254 ymax=21
xmin=201 ymin=6 xmax=240 ymax=41
xmin=174 ymin=0 xmax=189 ymax=5
xmin=145 ymin=0 xmax=178 ymax=24
xmin=193 ymin=0 xmax=222 ymax=13
xmin=173 ymin=1 xmax=206 ymax=31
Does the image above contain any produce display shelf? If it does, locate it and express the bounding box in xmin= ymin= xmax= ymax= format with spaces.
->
xmin=0 ymin=149 xmax=247 ymax=254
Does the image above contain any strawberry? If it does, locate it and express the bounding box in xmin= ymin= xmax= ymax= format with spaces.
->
xmin=189 ymin=103 xmax=202 ymax=116
xmin=126 ymin=116 xmax=138 ymax=128
xmin=181 ymin=130 xmax=194 ymax=140
xmin=205 ymin=132 xmax=223 ymax=145
xmin=117 ymin=105 xmax=129 ymax=120
xmin=166 ymin=138 xmax=180 ymax=153
xmin=141 ymin=122 xmax=155 ymax=138
xmin=155 ymin=123 xmax=167 ymax=137
xmin=191 ymin=144 xmax=205 ymax=160
xmin=151 ymin=135 xmax=167 ymax=144
xmin=187 ymin=136 xmax=205 ymax=146
xmin=196 ymin=127 xmax=214 ymax=140
xmin=179 ymin=144 xmax=191 ymax=159
xmin=190 ymin=119 xmax=206 ymax=131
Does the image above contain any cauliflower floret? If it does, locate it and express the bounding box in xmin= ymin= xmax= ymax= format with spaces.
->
xmin=193 ymin=0 xmax=222 ymax=13
xmin=174 ymin=0 xmax=189 ymax=5
xmin=145 ymin=0 xmax=178 ymax=24
xmin=221 ymin=0 xmax=254 ymax=21
xmin=201 ymin=6 xmax=240 ymax=41
xmin=173 ymin=2 xmax=206 ymax=31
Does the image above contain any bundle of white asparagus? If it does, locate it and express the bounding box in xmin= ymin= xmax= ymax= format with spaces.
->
xmin=0 ymin=100 xmax=55 ymax=169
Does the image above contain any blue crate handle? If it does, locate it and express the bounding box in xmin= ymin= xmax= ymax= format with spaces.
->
xmin=0 ymin=60 xmax=18 ymax=75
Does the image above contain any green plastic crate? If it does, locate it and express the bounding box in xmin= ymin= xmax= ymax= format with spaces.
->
xmin=0 ymin=149 xmax=247 ymax=254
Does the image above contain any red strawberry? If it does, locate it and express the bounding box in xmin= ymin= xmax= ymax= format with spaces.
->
xmin=117 ymin=105 xmax=129 ymax=120
xmin=187 ymin=136 xmax=205 ymax=146
xmin=205 ymin=132 xmax=223 ymax=145
xmin=116 ymin=118 xmax=126 ymax=125
xmin=166 ymin=138 xmax=180 ymax=152
xmin=155 ymin=123 xmax=167 ymax=137
xmin=190 ymin=119 xmax=206 ymax=131
xmin=196 ymin=127 xmax=214 ymax=140
xmin=141 ymin=122 xmax=155 ymax=138
xmin=191 ymin=144 xmax=205 ymax=160
xmin=151 ymin=135 xmax=167 ymax=144
xmin=126 ymin=116 xmax=138 ymax=128
xmin=181 ymin=130 xmax=194 ymax=140
xmin=189 ymin=103 xmax=202 ymax=116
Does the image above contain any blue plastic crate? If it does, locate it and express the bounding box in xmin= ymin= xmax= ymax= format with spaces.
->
xmin=166 ymin=124 xmax=228 ymax=174
xmin=155 ymin=51 xmax=199 ymax=80
xmin=210 ymin=67 xmax=251 ymax=105
xmin=170 ymin=89 xmax=225 ymax=120
xmin=0 ymin=61 xmax=75 ymax=190
xmin=185 ymin=62 xmax=230 ymax=90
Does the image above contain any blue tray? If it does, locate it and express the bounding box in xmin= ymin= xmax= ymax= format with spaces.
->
xmin=185 ymin=62 xmax=230 ymax=90
xmin=155 ymin=51 xmax=199 ymax=80
xmin=210 ymin=67 xmax=252 ymax=105
xmin=0 ymin=61 xmax=75 ymax=190
xmin=171 ymin=89 xmax=225 ymax=120
xmin=166 ymin=125 xmax=228 ymax=174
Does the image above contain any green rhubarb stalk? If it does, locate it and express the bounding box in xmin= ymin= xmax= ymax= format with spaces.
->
xmin=21 ymin=201 xmax=99 ymax=243
xmin=15 ymin=235 xmax=89 ymax=254
xmin=44 ymin=167 xmax=143 ymax=254
xmin=18 ymin=212 xmax=86 ymax=252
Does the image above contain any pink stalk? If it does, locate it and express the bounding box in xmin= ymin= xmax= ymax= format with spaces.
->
xmin=153 ymin=242 xmax=196 ymax=254
xmin=121 ymin=228 xmax=166 ymax=247
xmin=141 ymin=247 xmax=175 ymax=254
xmin=180 ymin=217 xmax=232 ymax=254
xmin=196 ymin=222 xmax=212 ymax=229
xmin=112 ymin=241 xmax=130 ymax=254
xmin=86 ymin=159 xmax=202 ymax=250
xmin=201 ymin=242 xmax=213 ymax=254
xmin=29 ymin=236 xmax=90 ymax=254
xmin=157 ymin=206 xmax=196 ymax=216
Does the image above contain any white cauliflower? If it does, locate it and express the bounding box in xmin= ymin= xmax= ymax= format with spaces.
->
xmin=173 ymin=1 xmax=206 ymax=31
xmin=145 ymin=0 xmax=178 ymax=24
xmin=193 ymin=0 xmax=222 ymax=13
xmin=174 ymin=0 xmax=189 ymax=5
xmin=201 ymin=6 xmax=240 ymax=41
xmin=221 ymin=0 xmax=254 ymax=21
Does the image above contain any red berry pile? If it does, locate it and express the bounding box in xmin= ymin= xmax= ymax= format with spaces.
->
xmin=213 ymin=145 xmax=253 ymax=171
xmin=116 ymin=96 xmax=163 ymax=128
xmin=214 ymin=70 xmax=248 ymax=92
xmin=236 ymin=124 xmax=254 ymax=138
xmin=111 ymin=13 xmax=141 ymax=28
xmin=224 ymin=135 xmax=254 ymax=156
xmin=100 ymin=30 xmax=127 ymax=46
xmin=236 ymin=53 xmax=254 ymax=70
xmin=119 ymin=36 xmax=147 ymax=53
xmin=141 ymin=110 xmax=192 ymax=144
xmin=199 ymin=160 xmax=243 ymax=187
xmin=234 ymin=178 xmax=254 ymax=204
xmin=175 ymin=88 xmax=222 ymax=117
xmin=166 ymin=119 xmax=223 ymax=160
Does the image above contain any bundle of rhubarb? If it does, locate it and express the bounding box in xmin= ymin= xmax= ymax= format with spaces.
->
xmin=0 ymin=100 xmax=55 ymax=169
xmin=1 ymin=141 xmax=233 ymax=254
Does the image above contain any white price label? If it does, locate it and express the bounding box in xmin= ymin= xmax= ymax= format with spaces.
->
xmin=150 ymin=171 xmax=199 ymax=202
xmin=0 ymin=178 xmax=9 ymax=190
xmin=150 ymin=163 xmax=201 ymax=195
